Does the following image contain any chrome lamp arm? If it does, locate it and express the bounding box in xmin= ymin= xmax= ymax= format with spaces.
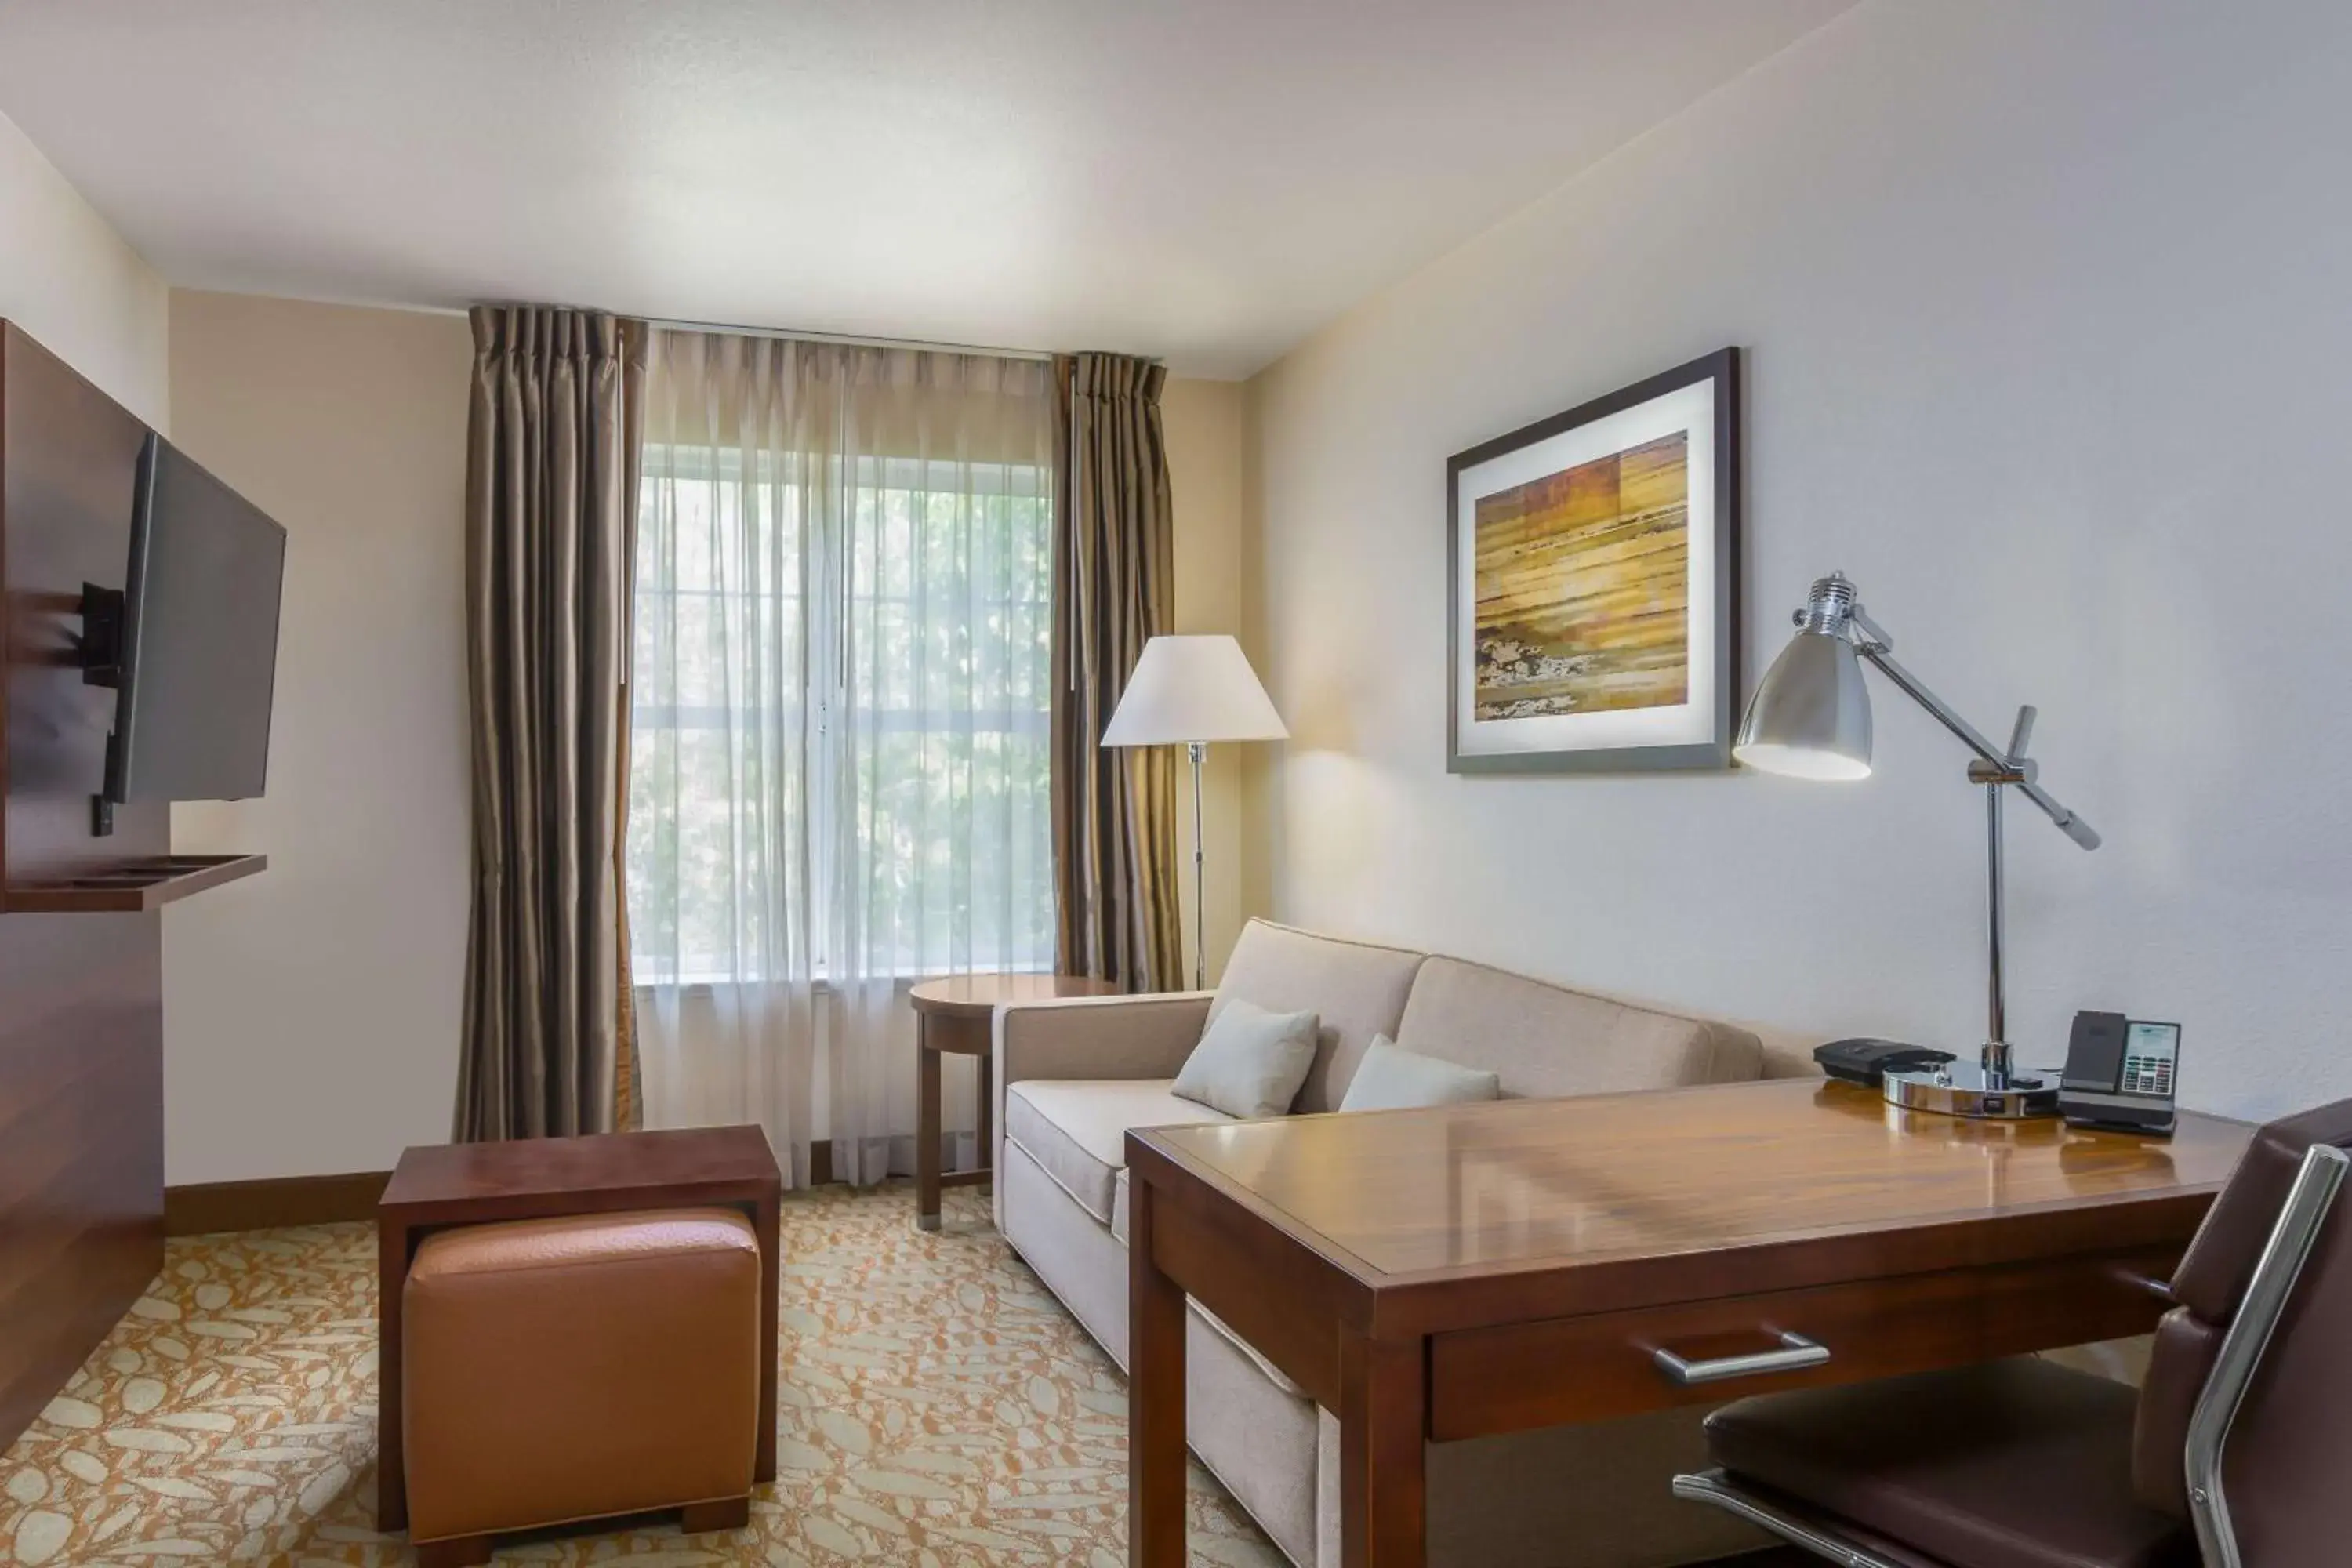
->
xmin=1843 ymin=611 xmax=2101 ymax=851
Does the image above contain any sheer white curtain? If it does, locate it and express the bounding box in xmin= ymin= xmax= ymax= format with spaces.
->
xmin=627 ymin=331 xmax=1056 ymax=1186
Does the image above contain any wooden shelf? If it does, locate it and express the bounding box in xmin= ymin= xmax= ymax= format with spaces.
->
xmin=4 ymin=854 xmax=267 ymax=914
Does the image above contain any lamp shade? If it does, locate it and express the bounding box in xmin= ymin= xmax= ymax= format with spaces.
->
xmin=1733 ymin=629 xmax=1873 ymax=780
xmin=1100 ymin=635 xmax=1287 ymax=746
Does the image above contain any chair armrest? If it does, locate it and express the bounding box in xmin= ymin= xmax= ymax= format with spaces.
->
xmin=993 ymin=991 xmax=1213 ymax=1087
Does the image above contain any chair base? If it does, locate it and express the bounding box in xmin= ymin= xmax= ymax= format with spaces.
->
xmin=412 ymin=1494 xmax=753 ymax=1567
xmin=1671 ymin=1470 xmax=1911 ymax=1568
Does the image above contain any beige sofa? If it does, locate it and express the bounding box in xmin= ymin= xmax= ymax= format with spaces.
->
xmin=991 ymin=920 xmax=1773 ymax=1567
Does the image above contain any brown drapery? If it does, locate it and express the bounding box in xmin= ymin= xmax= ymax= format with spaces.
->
xmin=1051 ymin=353 xmax=1183 ymax=992
xmin=456 ymin=306 xmax=649 ymax=1141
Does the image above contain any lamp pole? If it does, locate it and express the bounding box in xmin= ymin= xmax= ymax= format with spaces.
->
xmin=1984 ymin=774 xmax=2008 ymax=1080
xmin=1188 ymin=740 xmax=1207 ymax=992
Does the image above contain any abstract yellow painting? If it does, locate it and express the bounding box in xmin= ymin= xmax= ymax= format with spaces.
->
xmin=1447 ymin=348 xmax=1738 ymax=772
xmin=1472 ymin=432 xmax=1690 ymax=721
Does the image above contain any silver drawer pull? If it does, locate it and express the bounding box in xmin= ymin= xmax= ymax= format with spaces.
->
xmin=1653 ymin=1331 xmax=1831 ymax=1386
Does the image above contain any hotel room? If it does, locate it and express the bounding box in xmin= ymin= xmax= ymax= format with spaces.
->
xmin=2 ymin=2 xmax=2349 ymax=1565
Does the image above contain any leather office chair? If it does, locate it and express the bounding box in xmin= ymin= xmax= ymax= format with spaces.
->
xmin=1672 ymin=1100 xmax=2352 ymax=1568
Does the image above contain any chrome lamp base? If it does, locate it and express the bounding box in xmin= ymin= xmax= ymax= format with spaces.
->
xmin=1883 ymin=1059 xmax=2063 ymax=1120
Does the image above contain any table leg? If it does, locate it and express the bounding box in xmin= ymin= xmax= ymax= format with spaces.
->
xmin=1127 ymin=1172 xmax=1189 ymax=1567
xmin=753 ymin=1191 xmax=779 ymax=1484
xmin=376 ymin=1216 xmax=409 ymax=1532
xmin=976 ymin=1050 xmax=994 ymax=1184
xmin=1338 ymin=1328 xmax=1427 ymax=1568
xmin=916 ymin=1023 xmax=943 ymax=1232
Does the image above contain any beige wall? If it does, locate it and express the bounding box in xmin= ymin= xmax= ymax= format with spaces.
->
xmin=0 ymin=107 xmax=169 ymax=426
xmin=1243 ymin=0 xmax=2352 ymax=1119
xmin=1160 ymin=376 xmax=1258 ymax=985
xmin=164 ymin=292 xmax=474 ymax=1185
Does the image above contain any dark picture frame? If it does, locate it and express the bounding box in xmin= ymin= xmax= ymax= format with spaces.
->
xmin=1446 ymin=347 xmax=1741 ymax=774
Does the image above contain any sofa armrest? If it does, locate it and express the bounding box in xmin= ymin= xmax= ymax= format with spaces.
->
xmin=1696 ymin=1022 xmax=1765 ymax=1084
xmin=992 ymin=992 xmax=1212 ymax=1231
xmin=993 ymin=991 xmax=1213 ymax=1088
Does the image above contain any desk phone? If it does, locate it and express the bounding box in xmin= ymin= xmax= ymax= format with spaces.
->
xmin=2059 ymin=1011 xmax=2183 ymax=1136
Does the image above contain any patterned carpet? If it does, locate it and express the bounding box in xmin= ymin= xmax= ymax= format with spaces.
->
xmin=0 ymin=1186 xmax=1282 ymax=1566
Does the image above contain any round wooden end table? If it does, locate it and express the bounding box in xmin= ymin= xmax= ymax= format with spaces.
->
xmin=909 ymin=972 xmax=1120 ymax=1231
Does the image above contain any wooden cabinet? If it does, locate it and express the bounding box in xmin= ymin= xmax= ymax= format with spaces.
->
xmin=0 ymin=322 xmax=169 ymax=1450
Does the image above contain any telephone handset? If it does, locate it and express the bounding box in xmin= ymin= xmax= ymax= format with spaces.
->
xmin=1813 ymin=1038 xmax=1957 ymax=1088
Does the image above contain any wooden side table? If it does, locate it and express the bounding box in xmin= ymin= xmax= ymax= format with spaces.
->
xmin=909 ymin=972 xmax=1120 ymax=1231
xmin=375 ymin=1125 xmax=782 ymax=1534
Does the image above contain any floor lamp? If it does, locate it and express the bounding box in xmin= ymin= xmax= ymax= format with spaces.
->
xmin=1100 ymin=635 xmax=1288 ymax=991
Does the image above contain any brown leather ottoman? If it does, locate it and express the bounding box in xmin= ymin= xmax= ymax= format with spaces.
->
xmin=401 ymin=1207 xmax=762 ymax=1566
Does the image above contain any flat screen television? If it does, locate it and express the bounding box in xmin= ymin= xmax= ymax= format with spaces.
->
xmin=102 ymin=433 xmax=288 ymax=811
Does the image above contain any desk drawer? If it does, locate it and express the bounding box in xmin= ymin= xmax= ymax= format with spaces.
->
xmin=1428 ymin=1246 xmax=2180 ymax=1441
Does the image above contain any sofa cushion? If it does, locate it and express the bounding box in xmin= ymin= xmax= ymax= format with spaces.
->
xmin=1338 ymin=1036 xmax=1502 ymax=1112
xmin=1214 ymin=919 xmax=1426 ymax=1115
xmin=1394 ymin=955 xmax=1762 ymax=1098
xmin=1003 ymin=1079 xmax=1233 ymax=1225
xmin=1172 ymin=998 xmax=1321 ymax=1119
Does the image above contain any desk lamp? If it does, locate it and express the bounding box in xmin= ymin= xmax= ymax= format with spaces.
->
xmin=1101 ymin=635 xmax=1288 ymax=990
xmin=1736 ymin=572 xmax=2100 ymax=1119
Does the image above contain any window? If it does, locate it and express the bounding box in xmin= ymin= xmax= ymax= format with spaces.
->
xmin=839 ymin=455 xmax=1055 ymax=977
xmin=626 ymin=436 xmax=1055 ymax=987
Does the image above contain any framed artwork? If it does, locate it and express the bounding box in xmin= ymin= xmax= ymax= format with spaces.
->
xmin=1446 ymin=347 xmax=1740 ymax=774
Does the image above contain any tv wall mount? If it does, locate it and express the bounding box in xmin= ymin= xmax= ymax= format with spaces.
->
xmin=75 ymin=582 xmax=125 ymax=688
xmin=75 ymin=582 xmax=125 ymax=834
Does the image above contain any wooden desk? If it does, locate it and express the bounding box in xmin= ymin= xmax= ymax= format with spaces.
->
xmin=1125 ymin=1077 xmax=2249 ymax=1568
xmin=909 ymin=972 xmax=1118 ymax=1229
xmin=376 ymin=1126 xmax=782 ymax=1534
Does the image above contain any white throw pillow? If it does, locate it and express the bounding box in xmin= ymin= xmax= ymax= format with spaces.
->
xmin=1338 ymin=1036 xmax=1501 ymax=1112
xmin=1171 ymin=998 xmax=1321 ymax=1120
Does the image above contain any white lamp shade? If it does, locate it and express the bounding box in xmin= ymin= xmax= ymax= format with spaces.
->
xmin=1100 ymin=635 xmax=1288 ymax=746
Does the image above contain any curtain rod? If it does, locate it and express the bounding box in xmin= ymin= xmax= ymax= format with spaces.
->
xmin=643 ymin=314 xmax=1065 ymax=365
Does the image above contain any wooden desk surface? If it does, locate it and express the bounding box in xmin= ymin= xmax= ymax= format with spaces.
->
xmin=1126 ymin=1076 xmax=2254 ymax=1568
xmin=1132 ymin=1078 xmax=2249 ymax=1330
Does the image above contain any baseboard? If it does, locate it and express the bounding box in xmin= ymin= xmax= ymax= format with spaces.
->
xmin=164 ymin=1170 xmax=392 ymax=1236
xmin=165 ymin=1135 xmax=845 ymax=1237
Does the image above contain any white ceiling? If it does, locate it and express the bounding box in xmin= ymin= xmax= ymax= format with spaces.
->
xmin=0 ymin=1 xmax=1852 ymax=378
